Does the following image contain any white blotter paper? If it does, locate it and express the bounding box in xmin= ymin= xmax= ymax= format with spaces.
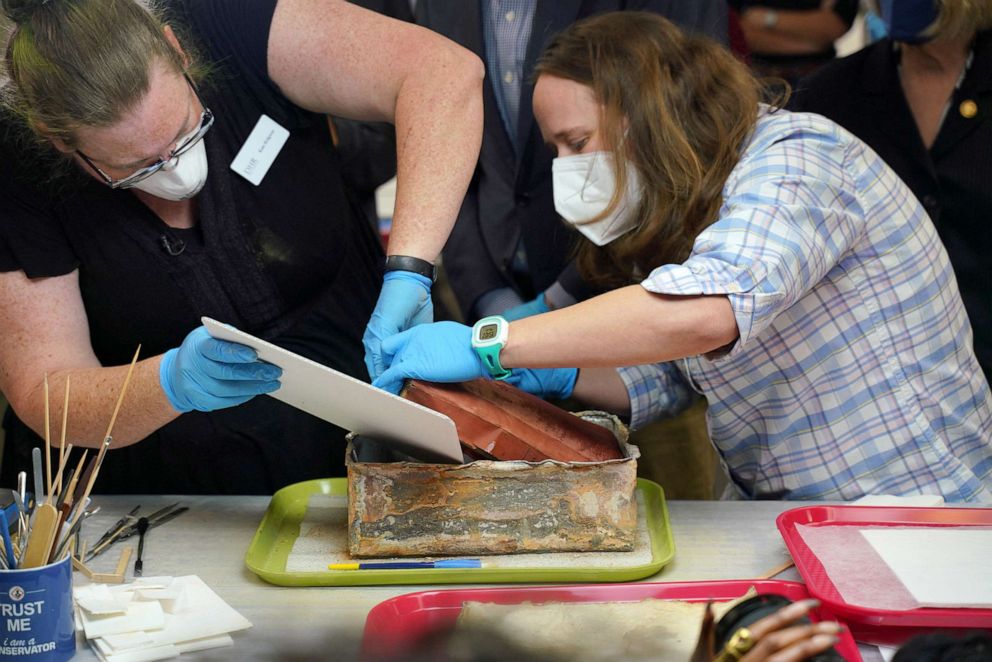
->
xmin=78 ymin=576 xmax=249 ymax=661
xmin=860 ymin=528 xmax=992 ymax=608
xmin=201 ymin=317 xmax=463 ymax=463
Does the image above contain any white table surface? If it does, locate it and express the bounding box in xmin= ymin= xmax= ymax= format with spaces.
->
xmin=72 ymin=496 xmax=831 ymax=660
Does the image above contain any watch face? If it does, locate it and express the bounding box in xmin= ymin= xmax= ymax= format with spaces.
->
xmin=478 ymin=323 xmax=499 ymax=341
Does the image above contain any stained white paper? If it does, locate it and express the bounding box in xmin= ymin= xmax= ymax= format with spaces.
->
xmin=861 ymin=528 xmax=992 ymax=608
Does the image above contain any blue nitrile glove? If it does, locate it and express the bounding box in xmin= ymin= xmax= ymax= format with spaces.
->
xmin=372 ymin=321 xmax=487 ymax=395
xmin=363 ymin=271 xmax=433 ymax=381
xmin=160 ymin=326 xmax=282 ymax=413
xmin=505 ymin=367 xmax=578 ymax=400
xmin=501 ymin=293 xmax=549 ymax=322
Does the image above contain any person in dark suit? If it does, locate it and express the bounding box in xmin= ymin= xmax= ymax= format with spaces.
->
xmin=791 ymin=1 xmax=992 ymax=384
xmin=416 ymin=1 xmax=729 ymax=322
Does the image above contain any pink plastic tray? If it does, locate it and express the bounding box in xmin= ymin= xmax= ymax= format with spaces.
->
xmin=777 ymin=505 xmax=992 ymax=632
xmin=361 ymin=579 xmax=861 ymax=661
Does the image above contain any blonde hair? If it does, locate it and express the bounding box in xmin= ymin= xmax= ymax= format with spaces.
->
xmin=535 ymin=12 xmax=780 ymax=289
xmin=2 ymin=0 xmax=199 ymax=147
xmin=929 ymin=0 xmax=992 ymax=39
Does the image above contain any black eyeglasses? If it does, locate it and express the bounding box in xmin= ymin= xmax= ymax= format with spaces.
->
xmin=77 ymin=74 xmax=214 ymax=190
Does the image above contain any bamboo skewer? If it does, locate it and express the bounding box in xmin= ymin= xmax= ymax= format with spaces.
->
xmin=102 ymin=346 xmax=141 ymax=443
xmin=54 ymin=376 xmax=71 ymax=502
xmin=21 ymin=346 xmax=141 ymax=568
xmin=757 ymin=558 xmax=796 ymax=579
xmin=71 ymin=345 xmax=141 ymax=527
xmin=43 ymin=374 xmax=52 ymax=499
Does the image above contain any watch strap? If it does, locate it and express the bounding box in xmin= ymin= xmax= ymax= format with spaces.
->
xmin=472 ymin=316 xmax=511 ymax=380
xmin=384 ymin=255 xmax=437 ymax=282
xmin=476 ymin=344 xmax=511 ymax=380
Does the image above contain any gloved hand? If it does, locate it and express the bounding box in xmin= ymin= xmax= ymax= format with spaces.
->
xmin=160 ymin=326 xmax=282 ymax=413
xmin=363 ymin=271 xmax=433 ymax=381
xmin=501 ymin=293 xmax=550 ymax=322
xmin=372 ymin=321 xmax=487 ymax=395
xmin=505 ymin=367 xmax=578 ymax=400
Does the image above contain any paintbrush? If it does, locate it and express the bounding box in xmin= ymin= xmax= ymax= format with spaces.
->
xmin=57 ymin=450 xmax=88 ymax=513
xmin=44 ymin=381 xmax=78 ymax=565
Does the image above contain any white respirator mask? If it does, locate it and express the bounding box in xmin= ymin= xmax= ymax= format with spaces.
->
xmin=552 ymin=151 xmax=642 ymax=246
xmin=131 ymin=134 xmax=209 ymax=201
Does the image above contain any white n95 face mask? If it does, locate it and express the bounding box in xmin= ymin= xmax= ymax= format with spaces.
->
xmin=131 ymin=135 xmax=209 ymax=201
xmin=552 ymin=151 xmax=642 ymax=246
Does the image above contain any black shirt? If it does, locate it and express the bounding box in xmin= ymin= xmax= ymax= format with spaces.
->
xmin=0 ymin=0 xmax=383 ymax=493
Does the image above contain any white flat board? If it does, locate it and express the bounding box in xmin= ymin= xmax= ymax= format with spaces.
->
xmin=860 ymin=527 xmax=992 ymax=608
xmin=201 ymin=317 xmax=462 ymax=463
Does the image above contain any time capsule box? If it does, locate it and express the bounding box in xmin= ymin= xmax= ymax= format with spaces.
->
xmin=346 ymin=380 xmax=639 ymax=558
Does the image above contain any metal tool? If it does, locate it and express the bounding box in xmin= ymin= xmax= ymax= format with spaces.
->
xmin=52 ymin=505 xmax=100 ymax=562
xmin=91 ymin=505 xmax=140 ymax=552
xmin=32 ymin=447 xmax=44 ymax=504
xmin=16 ymin=472 xmax=28 ymax=566
xmin=2 ymin=490 xmax=26 ymax=532
xmin=114 ymin=504 xmax=186 ymax=541
xmin=85 ymin=503 xmax=187 ymax=562
xmin=133 ymin=517 xmax=149 ymax=576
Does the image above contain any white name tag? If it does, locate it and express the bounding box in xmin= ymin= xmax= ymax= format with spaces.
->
xmin=229 ymin=114 xmax=290 ymax=186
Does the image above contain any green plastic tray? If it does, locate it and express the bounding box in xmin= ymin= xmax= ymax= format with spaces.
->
xmin=245 ymin=477 xmax=674 ymax=587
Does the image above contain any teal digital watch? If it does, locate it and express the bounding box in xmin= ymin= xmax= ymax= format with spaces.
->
xmin=471 ymin=315 xmax=511 ymax=380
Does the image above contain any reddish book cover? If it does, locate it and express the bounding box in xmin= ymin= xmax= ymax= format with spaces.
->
xmin=401 ymin=379 xmax=624 ymax=463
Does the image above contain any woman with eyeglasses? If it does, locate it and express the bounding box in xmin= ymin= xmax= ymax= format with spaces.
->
xmin=0 ymin=0 xmax=483 ymax=493
xmin=373 ymin=12 xmax=992 ymax=502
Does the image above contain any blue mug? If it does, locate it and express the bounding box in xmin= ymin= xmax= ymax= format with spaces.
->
xmin=0 ymin=556 xmax=74 ymax=660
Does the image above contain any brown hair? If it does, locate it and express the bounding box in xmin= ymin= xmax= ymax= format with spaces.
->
xmin=2 ymin=0 xmax=201 ymax=148
xmin=535 ymin=11 xmax=779 ymax=289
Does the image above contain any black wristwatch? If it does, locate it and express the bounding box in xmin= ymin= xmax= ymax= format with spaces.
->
xmin=384 ymin=255 xmax=437 ymax=283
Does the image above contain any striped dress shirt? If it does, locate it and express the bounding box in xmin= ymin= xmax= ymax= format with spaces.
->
xmin=482 ymin=0 xmax=536 ymax=145
xmin=618 ymin=109 xmax=992 ymax=502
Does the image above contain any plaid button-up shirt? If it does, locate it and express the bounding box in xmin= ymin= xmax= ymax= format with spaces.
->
xmin=619 ymin=109 xmax=992 ymax=502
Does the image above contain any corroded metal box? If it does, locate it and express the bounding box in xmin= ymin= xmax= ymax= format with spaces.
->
xmin=346 ymin=413 xmax=639 ymax=558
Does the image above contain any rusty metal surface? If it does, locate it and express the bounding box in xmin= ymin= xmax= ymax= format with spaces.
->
xmin=346 ymin=414 xmax=640 ymax=558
